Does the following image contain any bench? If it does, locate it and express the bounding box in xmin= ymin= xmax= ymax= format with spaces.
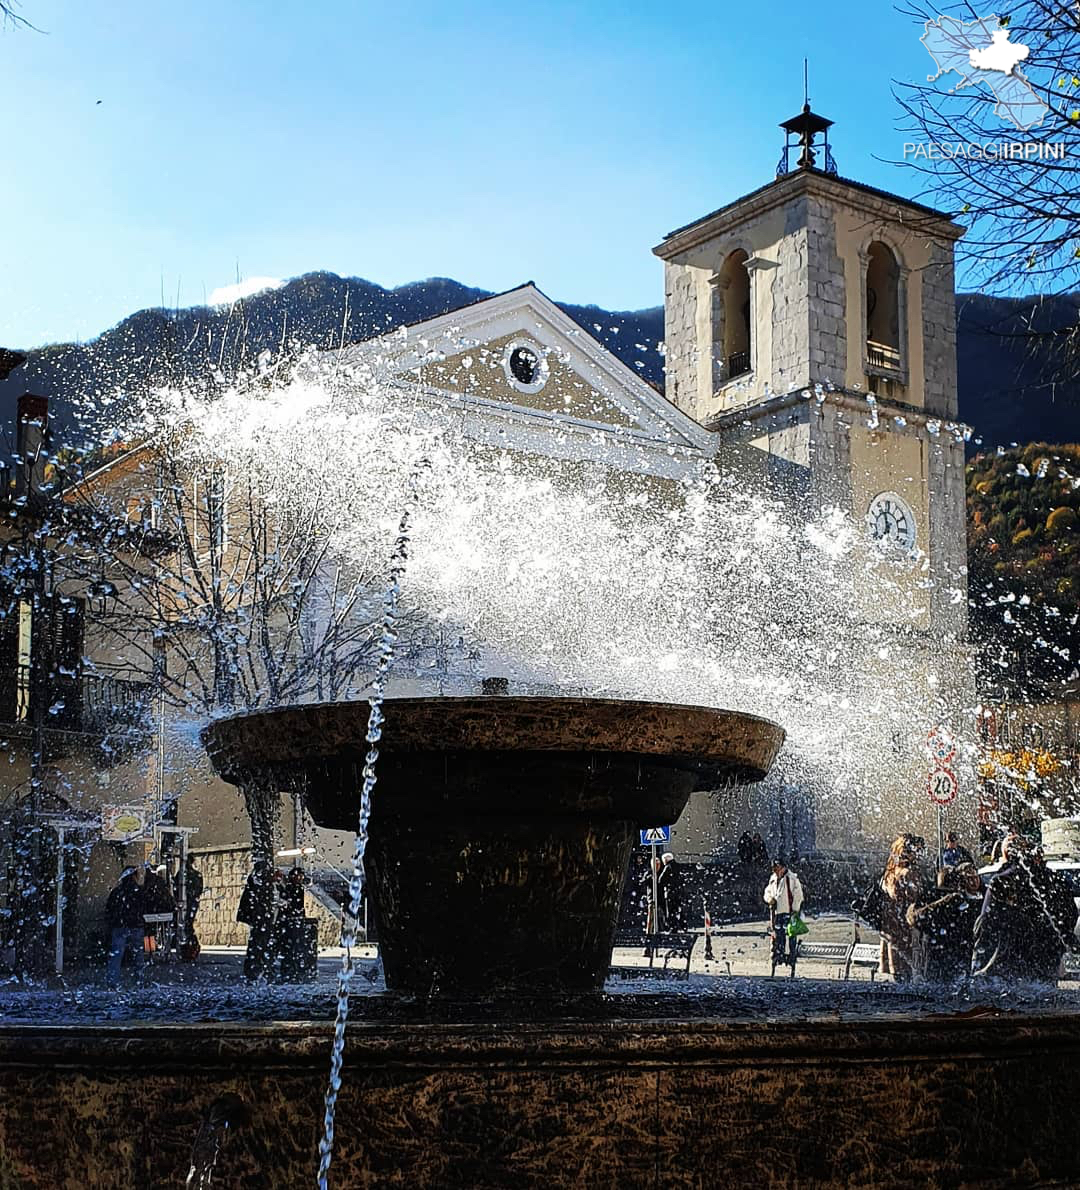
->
xmin=609 ymin=929 xmax=696 ymax=980
xmin=795 ymin=938 xmax=879 ymax=980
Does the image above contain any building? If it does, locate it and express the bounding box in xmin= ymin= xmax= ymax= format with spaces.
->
xmin=0 ymin=394 xmax=156 ymax=975
xmin=652 ymin=107 xmax=973 ymax=859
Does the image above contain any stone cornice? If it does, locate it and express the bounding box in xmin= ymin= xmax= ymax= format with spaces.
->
xmin=704 ymin=386 xmax=971 ymax=441
xmin=655 ymin=170 xmax=965 ymax=260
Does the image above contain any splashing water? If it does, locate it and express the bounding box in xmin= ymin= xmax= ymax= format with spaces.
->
xmin=316 ymin=455 xmax=430 ymax=1190
xmin=185 ymin=1094 xmax=250 ymax=1188
xmin=97 ymin=353 xmax=972 ymax=845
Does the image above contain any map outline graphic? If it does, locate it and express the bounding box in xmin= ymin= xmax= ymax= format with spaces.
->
xmin=921 ymin=13 xmax=1049 ymax=132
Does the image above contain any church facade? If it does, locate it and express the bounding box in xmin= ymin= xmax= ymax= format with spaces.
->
xmin=323 ymin=109 xmax=975 ymax=864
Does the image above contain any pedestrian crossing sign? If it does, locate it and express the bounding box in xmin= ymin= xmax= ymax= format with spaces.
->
xmin=639 ymin=826 xmax=671 ymax=845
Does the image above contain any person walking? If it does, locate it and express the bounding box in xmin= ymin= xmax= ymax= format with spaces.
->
xmin=237 ymin=860 xmax=278 ymax=981
xmin=972 ymin=838 xmax=1078 ymax=983
xmin=908 ymin=863 xmax=983 ymax=987
xmin=174 ymin=854 xmax=204 ymax=957
xmin=764 ymin=857 xmax=804 ymax=975
xmin=105 ymin=866 xmax=147 ymax=984
xmin=878 ymin=834 xmax=930 ymax=983
xmin=656 ymin=852 xmax=683 ymax=931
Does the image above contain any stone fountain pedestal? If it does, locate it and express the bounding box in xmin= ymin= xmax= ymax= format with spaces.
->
xmin=202 ymin=697 xmax=785 ymax=998
xmin=4 ymin=697 xmax=1079 ymax=1185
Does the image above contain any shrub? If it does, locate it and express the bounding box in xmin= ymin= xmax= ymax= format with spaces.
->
xmin=1047 ymin=506 xmax=1078 ymax=535
xmin=1013 ymin=528 xmax=1035 ymax=546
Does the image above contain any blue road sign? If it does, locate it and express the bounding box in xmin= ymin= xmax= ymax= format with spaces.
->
xmin=640 ymin=826 xmax=671 ymax=845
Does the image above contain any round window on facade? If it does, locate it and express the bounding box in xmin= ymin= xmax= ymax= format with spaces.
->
xmin=503 ymin=339 xmax=549 ymax=393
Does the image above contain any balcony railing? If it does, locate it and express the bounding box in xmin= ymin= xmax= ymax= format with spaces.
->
xmin=866 ymin=341 xmax=902 ymax=372
xmin=0 ymin=665 xmax=152 ymax=737
xmin=726 ymin=350 xmax=751 ymax=380
xmin=81 ymin=672 xmax=154 ymax=735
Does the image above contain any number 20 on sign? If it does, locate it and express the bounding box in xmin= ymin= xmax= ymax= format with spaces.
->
xmin=928 ymin=767 xmax=958 ymax=807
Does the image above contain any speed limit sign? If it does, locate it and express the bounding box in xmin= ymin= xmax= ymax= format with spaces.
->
xmin=928 ymin=766 xmax=958 ymax=806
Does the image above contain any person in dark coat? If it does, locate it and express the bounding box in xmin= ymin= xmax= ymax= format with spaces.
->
xmin=276 ymin=867 xmax=310 ymax=982
xmin=174 ymin=855 xmax=204 ymax=950
xmin=105 ymin=866 xmax=147 ymax=983
xmin=737 ymin=832 xmax=754 ymax=868
xmin=141 ymin=863 xmax=177 ymax=957
xmin=972 ymin=838 xmax=1078 ymax=983
xmin=237 ymin=860 xmax=278 ymax=981
xmin=656 ymin=852 xmax=683 ymax=931
xmin=750 ymin=833 xmax=769 ymax=870
xmin=942 ymin=831 xmax=975 ymax=869
xmin=908 ymin=863 xmax=983 ymax=987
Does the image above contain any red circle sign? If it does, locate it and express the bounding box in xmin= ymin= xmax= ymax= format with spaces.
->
xmin=926 ymin=727 xmax=956 ymax=765
xmin=927 ymin=766 xmax=958 ymax=806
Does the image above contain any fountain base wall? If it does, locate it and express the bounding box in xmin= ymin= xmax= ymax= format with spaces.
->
xmin=2 ymin=1013 xmax=1080 ymax=1187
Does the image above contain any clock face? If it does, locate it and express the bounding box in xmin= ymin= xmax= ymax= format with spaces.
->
xmin=867 ymin=491 xmax=917 ymax=554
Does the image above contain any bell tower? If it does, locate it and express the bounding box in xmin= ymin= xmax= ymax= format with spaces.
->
xmin=655 ymin=106 xmax=974 ymax=857
xmin=653 ymin=105 xmax=968 ymax=640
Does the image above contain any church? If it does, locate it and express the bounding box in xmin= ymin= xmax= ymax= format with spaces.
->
xmin=302 ymin=104 xmax=973 ymax=866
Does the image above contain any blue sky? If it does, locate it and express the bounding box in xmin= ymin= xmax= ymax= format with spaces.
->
xmin=2 ymin=0 xmax=943 ymax=348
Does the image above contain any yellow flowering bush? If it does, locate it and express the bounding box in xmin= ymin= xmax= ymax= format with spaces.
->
xmin=978 ymin=747 xmax=1063 ymax=790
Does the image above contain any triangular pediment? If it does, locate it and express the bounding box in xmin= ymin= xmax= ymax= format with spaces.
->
xmin=330 ymin=285 xmax=715 ymax=473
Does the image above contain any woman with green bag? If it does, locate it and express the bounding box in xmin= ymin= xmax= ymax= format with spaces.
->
xmin=764 ymin=857 xmax=806 ymax=976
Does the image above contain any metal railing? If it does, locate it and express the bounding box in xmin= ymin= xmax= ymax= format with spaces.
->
xmin=81 ymin=671 xmax=153 ymax=734
xmin=0 ymin=664 xmax=152 ymax=736
xmin=866 ymin=341 xmax=901 ymax=371
xmin=726 ymin=350 xmax=751 ymax=380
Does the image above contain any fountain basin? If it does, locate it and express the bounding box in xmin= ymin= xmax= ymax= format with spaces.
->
xmin=4 ymin=1007 xmax=1080 ymax=1187
xmin=202 ymin=698 xmax=784 ymax=998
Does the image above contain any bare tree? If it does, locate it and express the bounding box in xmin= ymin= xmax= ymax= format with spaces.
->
xmin=899 ymin=1 xmax=1080 ymax=292
xmin=1 ymin=2 xmax=37 ymax=30
xmin=71 ymin=443 xmax=411 ymax=718
xmin=65 ymin=429 xmax=429 ymax=863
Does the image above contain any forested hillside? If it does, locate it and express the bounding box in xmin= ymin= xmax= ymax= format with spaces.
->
xmin=967 ymin=443 xmax=1080 ymax=692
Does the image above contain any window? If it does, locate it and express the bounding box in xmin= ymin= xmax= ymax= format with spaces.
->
xmin=865 ymin=242 xmax=901 ymax=373
xmin=508 ymin=347 xmax=539 ymax=386
xmin=502 ymin=339 xmax=549 ymax=394
xmin=719 ymin=250 xmax=752 ymax=380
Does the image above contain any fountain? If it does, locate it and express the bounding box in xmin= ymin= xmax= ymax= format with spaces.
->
xmin=5 ymin=694 xmax=1080 ymax=1185
xmin=2 ymin=379 xmax=1080 ymax=1186
xmin=201 ymin=696 xmax=785 ymax=998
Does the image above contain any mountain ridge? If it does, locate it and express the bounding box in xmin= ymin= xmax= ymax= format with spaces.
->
xmin=2 ymin=271 xmax=1078 ymax=449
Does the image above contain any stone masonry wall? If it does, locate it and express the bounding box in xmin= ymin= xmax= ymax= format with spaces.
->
xmin=662 ymin=262 xmax=700 ymax=419
xmin=921 ymin=239 xmax=959 ymax=419
xmin=191 ymin=846 xmax=343 ymax=949
xmin=805 ymin=196 xmax=847 ymax=389
xmin=768 ymin=198 xmax=810 ymax=391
